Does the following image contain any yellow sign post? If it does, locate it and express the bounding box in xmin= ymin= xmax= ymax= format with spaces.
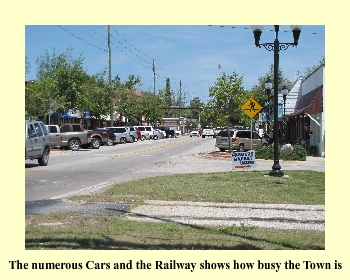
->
xmin=241 ymin=97 xmax=262 ymax=118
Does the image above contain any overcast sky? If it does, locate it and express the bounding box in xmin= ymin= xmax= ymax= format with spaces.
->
xmin=25 ymin=25 xmax=325 ymax=103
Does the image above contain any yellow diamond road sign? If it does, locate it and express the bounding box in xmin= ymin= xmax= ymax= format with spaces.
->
xmin=241 ymin=97 xmax=262 ymax=118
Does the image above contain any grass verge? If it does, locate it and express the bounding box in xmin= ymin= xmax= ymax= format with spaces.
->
xmin=25 ymin=170 xmax=325 ymax=250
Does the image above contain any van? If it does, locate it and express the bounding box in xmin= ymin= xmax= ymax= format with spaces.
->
xmin=25 ymin=120 xmax=50 ymax=165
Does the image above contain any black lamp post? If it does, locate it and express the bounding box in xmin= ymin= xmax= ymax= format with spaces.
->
xmin=265 ymin=78 xmax=272 ymax=135
xmin=281 ymin=85 xmax=289 ymax=143
xmin=281 ymin=85 xmax=288 ymax=120
xmin=251 ymin=25 xmax=302 ymax=177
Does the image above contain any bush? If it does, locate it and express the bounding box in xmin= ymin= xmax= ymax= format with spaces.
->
xmin=255 ymin=144 xmax=307 ymax=161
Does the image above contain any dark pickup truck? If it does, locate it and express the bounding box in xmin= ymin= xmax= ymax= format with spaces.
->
xmin=154 ymin=126 xmax=175 ymax=138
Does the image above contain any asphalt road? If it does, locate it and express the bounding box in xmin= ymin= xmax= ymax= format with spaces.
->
xmin=25 ymin=135 xmax=325 ymax=202
xmin=25 ymin=136 xmax=210 ymax=201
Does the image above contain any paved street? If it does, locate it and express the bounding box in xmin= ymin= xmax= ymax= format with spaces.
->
xmin=25 ymin=136 xmax=325 ymax=230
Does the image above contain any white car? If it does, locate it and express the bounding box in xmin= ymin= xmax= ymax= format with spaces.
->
xmin=201 ymin=128 xmax=214 ymax=138
xmin=189 ymin=129 xmax=200 ymax=137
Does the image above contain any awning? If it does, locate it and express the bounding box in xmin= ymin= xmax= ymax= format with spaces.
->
xmin=61 ymin=112 xmax=72 ymax=119
xmin=292 ymin=85 xmax=323 ymax=115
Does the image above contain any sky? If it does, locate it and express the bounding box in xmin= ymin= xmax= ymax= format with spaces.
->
xmin=25 ymin=25 xmax=325 ymax=104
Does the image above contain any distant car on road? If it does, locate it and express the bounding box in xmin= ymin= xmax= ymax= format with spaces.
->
xmin=189 ymin=129 xmax=200 ymax=137
xmin=201 ymin=128 xmax=214 ymax=138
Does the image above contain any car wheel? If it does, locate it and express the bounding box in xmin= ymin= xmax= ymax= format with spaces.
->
xmin=238 ymin=144 xmax=244 ymax=152
xmin=38 ymin=147 xmax=49 ymax=166
xmin=68 ymin=139 xmax=80 ymax=151
xmin=141 ymin=135 xmax=146 ymax=141
xmin=131 ymin=136 xmax=135 ymax=142
xmin=202 ymin=135 xmax=205 ymax=138
xmin=90 ymin=138 xmax=100 ymax=149
xmin=153 ymin=135 xmax=158 ymax=140
xmin=219 ymin=148 xmax=226 ymax=152
xmin=120 ymin=137 xmax=126 ymax=144
xmin=106 ymin=138 xmax=113 ymax=146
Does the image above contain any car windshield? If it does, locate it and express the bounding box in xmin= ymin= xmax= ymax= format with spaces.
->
xmin=217 ymin=130 xmax=235 ymax=137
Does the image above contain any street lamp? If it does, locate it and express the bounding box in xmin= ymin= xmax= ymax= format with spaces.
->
xmin=265 ymin=78 xmax=272 ymax=135
xmin=281 ymin=85 xmax=289 ymax=143
xmin=251 ymin=25 xmax=303 ymax=177
xmin=281 ymin=85 xmax=288 ymax=120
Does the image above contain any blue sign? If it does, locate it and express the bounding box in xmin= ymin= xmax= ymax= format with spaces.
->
xmin=84 ymin=110 xmax=90 ymax=120
xmin=262 ymin=110 xmax=267 ymax=122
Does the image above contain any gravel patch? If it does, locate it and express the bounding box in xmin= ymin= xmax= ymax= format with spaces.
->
xmin=127 ymin=200 xmax=325 ymax=231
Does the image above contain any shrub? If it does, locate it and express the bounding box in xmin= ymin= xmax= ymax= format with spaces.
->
xmin=255 ymin=144 xmax=307 ymax=161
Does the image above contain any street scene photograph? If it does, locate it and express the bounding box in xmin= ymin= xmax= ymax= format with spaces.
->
xmin=24 ymin=24 xmax=325 ymax=250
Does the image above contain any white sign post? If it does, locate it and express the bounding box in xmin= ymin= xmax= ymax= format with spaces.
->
xmin=232 ymin=151 xmax=256 ymax=171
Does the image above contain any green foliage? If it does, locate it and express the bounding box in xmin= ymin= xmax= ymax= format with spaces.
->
xmin=201 ymin=72 xmax=248 ymax=128
xmin=304 ymin=57 xmax=325 ymax=77
xmin=255 ymin=144 xmax=307 ymax=161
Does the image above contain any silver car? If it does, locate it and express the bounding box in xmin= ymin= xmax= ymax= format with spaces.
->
xmin=125 ymin=126 xmax=139 ymax=142
xmin=215 ymin=129 xmax=268 ymax=152
xmin=25 ymin=120 xmax=50 ymax=166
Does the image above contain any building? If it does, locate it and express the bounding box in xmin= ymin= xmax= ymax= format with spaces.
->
xmin=285 ymin=65 xmax=325 ymax=157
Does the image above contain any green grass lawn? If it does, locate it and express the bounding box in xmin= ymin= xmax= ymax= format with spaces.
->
xmin=25 ymin=170 xmax=325 ymax=250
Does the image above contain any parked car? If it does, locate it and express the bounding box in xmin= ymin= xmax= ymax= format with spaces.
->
xmin=104 ymin=127 xmax=129 ymax=144
xmin=154 ymin=126 xmax=175 ymax=138
xmin=189 ymin=129 xmax=200 ymax=137
xmin=153 ymin=128 xmax=165 ymax=139
xmin=125 ymin=126 xmax=139 ymax=142
xmin=213 ymin=127 xmax=224 ymax=138
xmin=135 ymin=126 xmax=151 ymax=140
xmin=152 ymin=129 xmax=162 ymax=140
xmin=46 ymin=123 xmax=98 ymax=151
xmin=94 ymin=128 xmax=117 ymax=146
xmin=25 ymin=120 xmax=50 ymax=166
xmin=46 ymin=125 xmax=101 ymax=149
xmin=143 ymin=126 xmax=155 ymax=139
xmin=201 ymin=128 xmax=214 ymax=138
xmin=169 ymin=126 xmax=181 ymax=137
xmin=215 ymin=129 xmax=268 ymax=152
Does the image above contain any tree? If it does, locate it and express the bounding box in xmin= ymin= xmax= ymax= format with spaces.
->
xmin=139 ymin=91 xmax=164 ymax=125
xmin=25 ymin=56 xmax=31 ymax=77
xmin=201 ymin=71 xmax=248 ymax=128
xmin=304 ymin=56 xmax=325 ymax=77
xmin=33 ymin=47 xmax=90 ymax=117
xmin=81 ymin=72 xmax=114 ymax=119
xmin=113 ymin=75 xmax=142 ymax=123
xmin=25 ymin=78 xmax=60 ymax=120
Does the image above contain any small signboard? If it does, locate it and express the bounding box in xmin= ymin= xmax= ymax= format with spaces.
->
xmin=232 ymin=151 xmax=256 ymax=171
xmin=241 ymin=97 xmax=262 ymax=118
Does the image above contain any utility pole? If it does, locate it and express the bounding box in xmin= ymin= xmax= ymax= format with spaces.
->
xmin=108 ymin=25 xmax=114 ymax=126
xmin=153 ymin=59 xmax=156 ymax=95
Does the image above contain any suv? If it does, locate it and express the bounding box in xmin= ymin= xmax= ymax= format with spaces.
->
xmin=25 ymin=120 xmax=50 ymax=166
xmin=135 ymin=126 xmax=150 ymax=140
xmin=125 ymin=126 xmax=138 ymax=142
xmin=215 ymin=129 xmax=268 ymax=152
xmin=104 ymin=127 xmax=130 ymax=145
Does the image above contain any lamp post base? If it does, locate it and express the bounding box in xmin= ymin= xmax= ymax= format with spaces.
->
xmin=269 ymin=165 xmax=284 ymax=177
